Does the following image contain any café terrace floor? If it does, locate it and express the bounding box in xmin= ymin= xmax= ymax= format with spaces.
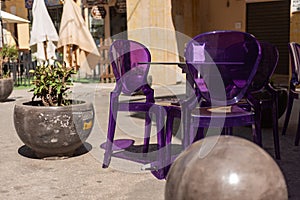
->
xmin=1 ymin=81 xmax=300 ymax=199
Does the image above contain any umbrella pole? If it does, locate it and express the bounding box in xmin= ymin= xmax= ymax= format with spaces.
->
xmin=74 ymin=47 xmax=78 ymax=71
xmin=43 ymin=41 xmax=48 ymax=61
xmin=69 ymin=44 xmax=72 ymax=69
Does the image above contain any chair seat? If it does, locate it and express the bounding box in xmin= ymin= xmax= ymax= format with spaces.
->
xmin=251 ymin=90 xmax=273 ymax=102
xmin=191 ymin=105 xmax=255 ymax=127
xmin=118 ymin=101 xmax=153 ymax=112
xmin=120 ymin=96 xmax=182 ymax=108
xmin=155 ymin=98 xmax=181 ymax=107
xmin=282 ymin=42 xmax=300 ymax=138
xmin=294 ymin=83 xmax=300 ymax=92
xmin=291 ymin=88 xmax=300 ymax=95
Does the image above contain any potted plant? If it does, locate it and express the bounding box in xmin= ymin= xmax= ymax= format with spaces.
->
xmin=0 ymin=44 xmax=18 ymax=101
xmin=13 ymin=61 xmax=95 ymax=158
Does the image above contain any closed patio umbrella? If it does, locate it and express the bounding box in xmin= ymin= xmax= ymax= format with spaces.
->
xmin=29 ymin=0 xmax=59 ymax=61
xmin=57 ymin=0 xmax=100 ymax=72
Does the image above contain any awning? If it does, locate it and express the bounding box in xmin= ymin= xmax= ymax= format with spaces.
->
xmin=1 ymin=11 xmax=29 ymax=24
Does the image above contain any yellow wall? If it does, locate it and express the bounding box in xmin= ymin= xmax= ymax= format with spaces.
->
xmin=289 ymin=11 xmax=300 ymax=79
xmin=4 ymin=0 xmax=295 ymax=82
xmin=171 ymin=0 xmax=245 ymax=37
xmin=290 ymin=13 xmax=300 ymax=43
xmin=3 ymin=0 xmax=29 ymax=49
xmin=4 ymin=0 xmax=28 ymax=18
xmin=127 ymin=0 xmax=182 ymax=85
xmin=127 ymin=0 xmax=246 ymax=85
xmin=201 ymin=0 xmax=246 ymax=32
xmin=171 ymin=0 xmax=202 ymax=38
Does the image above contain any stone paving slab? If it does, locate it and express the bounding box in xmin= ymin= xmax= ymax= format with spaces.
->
xmin=0 ymin=84 xmax=165 ymax=200
xmin=1 ymin=82 xmax=300 ymax=199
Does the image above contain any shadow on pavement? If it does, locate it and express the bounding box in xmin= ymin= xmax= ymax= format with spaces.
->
xmin=17 ymin=142 xmax=92 ymax=160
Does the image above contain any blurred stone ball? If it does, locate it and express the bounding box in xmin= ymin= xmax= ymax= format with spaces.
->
xmin=165 ymin=135 xmax=287 ymax=200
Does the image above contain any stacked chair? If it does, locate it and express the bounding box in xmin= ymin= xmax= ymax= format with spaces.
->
xmin=282 ymin=42 xmax=300 ymax=145
xmin=165 ymin=31 xmax=284 ymax=173
xmin=166 ymin=33 xmax=282 ymax=165
xmin=178 ymin=30 xmax=262 ymax=150
xmin=103 ymin=32 xmax=282 ymax=179
xmin=245 ymin=41 xmax=280 ymax=159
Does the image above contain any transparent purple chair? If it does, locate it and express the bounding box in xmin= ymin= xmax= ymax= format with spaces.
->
xmin=245 ymin=41 xmax=280 ymax=159
xmin=182 ymin=31 xmax=262 ymax=148
xmin=282 ymin=42 xmax=300 ymax=145
xmin=102 ymin=40 xmax=167 ymax=179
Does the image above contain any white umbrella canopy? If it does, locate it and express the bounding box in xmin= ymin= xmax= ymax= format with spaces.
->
xmin=57 ymin=0 xmax=100 ymax=71
xmin=1 ymin=11 xmax=29 ymax=24
xmin=29 ymin=0 xmax=59 ymax=61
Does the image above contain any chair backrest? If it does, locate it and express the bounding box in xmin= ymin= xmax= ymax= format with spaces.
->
xmin=185 ymin=30 xmax=262 ymax=106
xmin=109 ymin=40 xmax=151 ymax=95
xmin=248 ymin=41 xmax=279 ymax=92
xmin=288 ymin=42 xmax=300 ymax=86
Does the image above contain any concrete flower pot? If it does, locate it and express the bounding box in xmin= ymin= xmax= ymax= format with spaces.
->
xmin=13 ymin=100 xmax=94 ymax=158
xmin=0 ymin=78 xmax=13 ymax=101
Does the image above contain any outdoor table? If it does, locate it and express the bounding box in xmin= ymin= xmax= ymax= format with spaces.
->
xmin=138 ymin=61 xmax=245 ymax=97
xmin=136 ymin=60 xmax=247 ymax=172
xmin=137 ymin=61 xmax=192 ymax=96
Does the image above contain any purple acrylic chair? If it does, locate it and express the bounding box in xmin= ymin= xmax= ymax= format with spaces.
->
xmin=282 ymin=42 xmax=300 ymax=145
xmin=102 ymin=40 xmax=167 ymax=179
xmin=245 ymin=41 xmax=280 ymax=159
xmin=182 ymin=30 xmax=262 ymax=148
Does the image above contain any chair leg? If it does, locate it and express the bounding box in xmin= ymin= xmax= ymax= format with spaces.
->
xmin=272 ymin=96 xmax=280 ymax=159
xmin=229 ymin=127 xmax=233 ymax=135
xmin=143 ymin=112 xmax=152 ymax=155
xmin=253 ymin=107 xmax=262 ymax=147
xmin=182 ymin=107 xmax=192 ymax=149
xmin=164 ymin=110 xmax=176 ymax=177
xmin=190 ymin=115 xmax=205 ymax=145
xmin=294 ymin=112 xmax=300 ymax=146
xmin=221 ymin=128 xmax=226 ymax=135
xmin=192 ymin=114 xmax=205 ymax=142
xmin=282 ymin=92 xmax=295 ymax=135
xmin=102 ymin=98 xmax=118 ymax=168
xmin=195 ymin=126 xmax=205 ymax=141
xmin=150 ymin=106 xmax=166 ymax=180
xmin=222 ymin=127 xmax=233 ymax=135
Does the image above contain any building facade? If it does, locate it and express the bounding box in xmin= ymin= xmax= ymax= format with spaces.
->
xmin=2 ymin=0 xmax=30 ymax=50
xmin=4 ymin=0 xmax=299 ymax=84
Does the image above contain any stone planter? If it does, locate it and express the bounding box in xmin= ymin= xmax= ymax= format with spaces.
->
xmin=0 ymin=78 xmax=13 ymax=101
xmin=13 ymin=100 xmax=94 ymax=158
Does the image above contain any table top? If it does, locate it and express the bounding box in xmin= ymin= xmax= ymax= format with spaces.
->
xmin=138 ymin=61 xmax=186 ymax=65
xmin=138 ymin=61 xmax=244 ymax=65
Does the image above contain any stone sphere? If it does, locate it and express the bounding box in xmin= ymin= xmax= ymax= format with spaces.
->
xmin=165 ymin=136 xmax=287 ymax=200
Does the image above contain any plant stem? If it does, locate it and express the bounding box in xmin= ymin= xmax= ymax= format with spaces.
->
xmin=41 ymin=96 xmax=49 ymax=106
